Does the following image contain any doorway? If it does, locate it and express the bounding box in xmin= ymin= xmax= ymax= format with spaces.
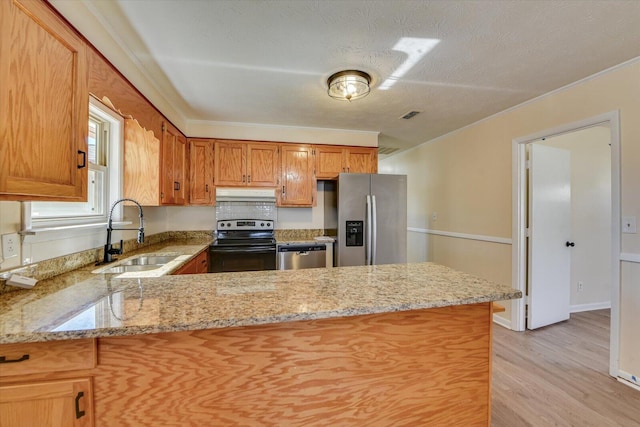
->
xmin=511 ymin=111 xmax=621 ymax=378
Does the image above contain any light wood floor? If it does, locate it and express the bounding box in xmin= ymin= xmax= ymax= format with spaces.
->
xmin=492 ymin=310 xmax=640 ymax=427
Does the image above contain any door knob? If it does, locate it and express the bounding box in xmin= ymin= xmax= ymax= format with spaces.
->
xmin=566 ymin=241 xmax=575 ymax=247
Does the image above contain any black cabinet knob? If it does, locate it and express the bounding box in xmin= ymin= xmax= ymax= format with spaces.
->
xmin=566 ymin=241 xmax=575 ymax=247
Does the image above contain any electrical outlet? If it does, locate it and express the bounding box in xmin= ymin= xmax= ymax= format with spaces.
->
xmin=577 ymin=281 xmax=584 ymax=292
xmin=432 ymin=212 xmax=438 ymax=221
xmin=622 ymin=216 xmax=637 ymax=234
xmin=1 ymin=233 xmax=19 ymax=259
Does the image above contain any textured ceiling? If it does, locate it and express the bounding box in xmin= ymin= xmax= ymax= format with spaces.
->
xmin=62 ymin=0 xmax=640 ymax=155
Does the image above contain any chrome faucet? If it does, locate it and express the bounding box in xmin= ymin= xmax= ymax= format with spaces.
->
xmin=103 ymin=198 xmax=145 ymax=264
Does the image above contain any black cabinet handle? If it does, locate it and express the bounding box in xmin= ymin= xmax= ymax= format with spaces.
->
xmin=248 ymin=175 xmax=251 ymax=183
xmin=174 ymin=181 xmax=181 ymax=191
xmin=566 ymin=241 xmax=575 ymax=247
xmin=242 ymin=175 xmax=246 ymax=183
xmin=75 ymin=391 xmax=86 ymax=419
xmin=77 ymin=150 xmax=87 ymax=169
xmin=0 ymin=354 xmax=30 ymax=363
xmin=205 ymin=184 xmax=209 ymax=192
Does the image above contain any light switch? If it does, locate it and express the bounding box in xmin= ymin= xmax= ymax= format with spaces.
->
xmin=622 ymin=216 xmax=637 ymax=234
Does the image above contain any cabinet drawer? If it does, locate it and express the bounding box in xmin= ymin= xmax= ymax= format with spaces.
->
xmin=0 ymin=339 xmax=96 ymax=377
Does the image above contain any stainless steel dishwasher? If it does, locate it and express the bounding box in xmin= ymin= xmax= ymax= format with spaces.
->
xmin=277 ymin=243 xmax=326 ymax=270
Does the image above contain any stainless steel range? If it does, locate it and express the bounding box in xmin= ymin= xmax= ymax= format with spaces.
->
xmin=209 ymin=219 xmax=276 ymax=273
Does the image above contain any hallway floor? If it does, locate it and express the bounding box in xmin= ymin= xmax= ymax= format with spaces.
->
xmin=492 ymin=310 xmax=640 ymax=426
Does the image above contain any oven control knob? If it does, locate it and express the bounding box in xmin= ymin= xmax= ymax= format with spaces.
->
xmin=266 ymin=222 xmax=271 ymax=227
xmin=261 ymin=222 xmax=265 ymax=226
xmin=227 ymin=222 xmax=231 ymax=227
xmin=220 ymin=223 xmax=224 ymax=227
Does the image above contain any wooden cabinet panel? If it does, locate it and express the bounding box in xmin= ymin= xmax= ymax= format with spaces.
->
xmin=188 ymin=139 xmax=214 ymax=205
xmin=123 ymin=118 xmax=160 ymax=206
xmin=279 ymin=144 xmax=315 ymax=207
xmin=247 ymin=143 xmax=279 ymax=187
xmin=215 ymin=141 xmax=246 ymax=186
xmin=315 ymin=146 xmax=378 ymax=179
xmin=0 ymin=0 xmax=88 ymax=201
xmin=315 ymin=146 xmax=345 ymax=179
xmin=0 ymin=339 xmax=96 ymax=378
xmin=93 ymin=304 xmax=490 ymax=426
xmin=161 ymin=122 xmax=187 ymax=205
xmin=346 ymin=147 xmax=377 ymax=174
xmin=214 ymin=141 xmax=279 ymax=187
xmin=173 ymin=251 xmax=208 ymax=275
xmin=0 ymin=378 xmax=94 ymax=427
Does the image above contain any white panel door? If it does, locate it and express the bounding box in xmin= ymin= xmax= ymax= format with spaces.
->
xmin=528 ymin=143 xmax=572 ymax=329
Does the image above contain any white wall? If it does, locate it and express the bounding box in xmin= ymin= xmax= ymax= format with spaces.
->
xmin=539 ymin=126 xmax=612 ymax=310
xmin=380 ymin=58 xmax=640 ymax=382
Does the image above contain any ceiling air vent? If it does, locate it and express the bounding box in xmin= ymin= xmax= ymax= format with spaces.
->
xmin=400 ymin=110 xmax=421 ymax=120
xmin=378 ymin=146 xmax=399 ymax=155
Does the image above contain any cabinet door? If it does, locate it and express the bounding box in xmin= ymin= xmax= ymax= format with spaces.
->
xmin=123 ymin=118 xmax=160 ymax=205
xmin=0 ymin=378 xmax=93 ymax=427
xmin=247 ymin=143 xmax=279 ymax=187
xmin=0 ymin=0 xmax=88 ymax=201
xmin=279 ymin=144 xmax=315 ymax=206
xmin=188 ymin=139 xmax=214 ymax=205
xmin=346 ymin=147 xmax=378 ymax=174
xmin=173 ymin=133 xmax=187 ymax=205
xmin=315 ymin=146 xmax=346 ymax=179
xmin=215 ymin=141 xmax=246 ymax=186
xmin=161 ymin=122 xmax=187 ymax=205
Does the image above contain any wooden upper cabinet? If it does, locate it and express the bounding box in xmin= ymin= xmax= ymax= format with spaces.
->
xmin=279 ymin=144 xmax=315 ymax=207
xmin=123 ymin=118 xmax=160 ymax=205
xmin=315 ymin=146 xmax=345 ymax=179
xmin=161 ymin=122 xmax=188 ymax=205
xmin=345 ymin=147 xmax=378 ymax=174
xmin=215 ymin=141 xmax=246 ymax=186
xmin=188 ymin=139 xmax=214 ymax=205
xmin=247 ymin=143 xmax=279 ymax=187
xmin=315 ymin=146 xmax=378 ymax=179
xmin=0 ymin=0 xmax=89 ymax=201
xmin=214 ymin=140 xmax=279 ymax=187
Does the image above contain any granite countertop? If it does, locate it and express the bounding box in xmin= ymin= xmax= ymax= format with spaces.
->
xmin=0 ymin=253 xmax=521 ymax=344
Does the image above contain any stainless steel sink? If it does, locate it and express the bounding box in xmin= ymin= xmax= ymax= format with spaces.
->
xmin=100 ymin=264 xmax=163 ymax=274
xmin=120 ymin=255 xmax=178 ymax=266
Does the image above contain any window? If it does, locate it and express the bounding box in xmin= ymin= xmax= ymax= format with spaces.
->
xmin=27 ymin=98 xmax=123 ymax=228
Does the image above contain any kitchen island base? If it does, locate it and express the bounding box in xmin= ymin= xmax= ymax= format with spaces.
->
xmin=94 ymin=302 xmax=493 ymax=426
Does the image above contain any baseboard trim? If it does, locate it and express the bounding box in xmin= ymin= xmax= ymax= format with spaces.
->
xmin=570 ymin=302 xmax=611 ymax=313
xmin=407 ymin=227 xmax=512 ymax=245
xmin=617 ymin=370 xmax=640 ymax=391
xmin=493 ymin=313 xmax=512 ymax=330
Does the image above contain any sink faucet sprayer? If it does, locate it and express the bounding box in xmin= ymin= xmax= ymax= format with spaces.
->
xmin=102 ymin=198 xmax=145 ymax=264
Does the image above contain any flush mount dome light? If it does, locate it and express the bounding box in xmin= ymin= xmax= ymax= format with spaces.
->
xmin=327 ymin=70 xmax=371 ymax=101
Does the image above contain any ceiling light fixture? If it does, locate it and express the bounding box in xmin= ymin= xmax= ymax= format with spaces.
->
xmin=327 ymin=70 xmax=371 ymax=101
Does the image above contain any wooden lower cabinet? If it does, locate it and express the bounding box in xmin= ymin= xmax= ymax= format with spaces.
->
xmin=0 ymin=378 xmax=93 ymax=427
xmin=92 ymin=303 xmax=492 ymax=426
xmin=0 ymin=339 xmax=96 ymax=427
xmin=172 ymin=251 xmax=208 ymax=274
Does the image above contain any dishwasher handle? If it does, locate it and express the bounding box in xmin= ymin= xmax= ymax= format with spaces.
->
xmin=278 ymin=244 xmax=326 ymax=253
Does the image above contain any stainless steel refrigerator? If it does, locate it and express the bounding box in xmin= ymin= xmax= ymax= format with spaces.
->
xmin=325 ymin=173 xmax=407 ymax=266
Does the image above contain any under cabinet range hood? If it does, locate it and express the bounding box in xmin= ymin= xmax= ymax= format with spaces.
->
xmin=215 ymin=187 xmax=277 ymax=203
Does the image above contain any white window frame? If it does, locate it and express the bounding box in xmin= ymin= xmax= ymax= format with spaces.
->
xmin=24 ymin=97 xmax=124 ymax=231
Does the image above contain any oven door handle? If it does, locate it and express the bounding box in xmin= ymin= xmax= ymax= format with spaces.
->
xmin=211 ymin=246 xmax=276 ymax=254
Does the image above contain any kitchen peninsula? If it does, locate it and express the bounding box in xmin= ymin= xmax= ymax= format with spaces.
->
xmin=0 ymin=257 xmax=520 ymax=426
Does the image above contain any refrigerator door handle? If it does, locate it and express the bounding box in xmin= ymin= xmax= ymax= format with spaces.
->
xmin=372 ymin=195 xmax=377 ymax=265
xmin=366 ymin=195 xmax=372 ymax=265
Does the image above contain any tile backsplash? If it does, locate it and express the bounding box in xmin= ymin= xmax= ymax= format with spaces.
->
xmin=215 ymin=202 xmax=277 ymax=224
